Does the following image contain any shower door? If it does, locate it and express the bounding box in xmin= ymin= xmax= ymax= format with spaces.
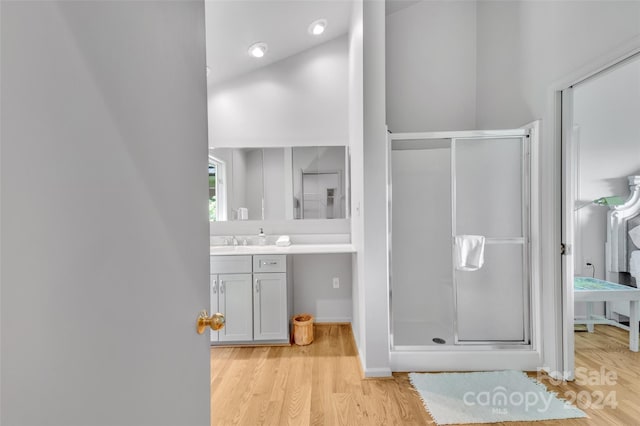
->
xmin=453 ymin=136 xmax=530 ymax=344
xmin=391 ymin=140 xmax=455 ymax=347
xmin=390 ymin=129 xmax=532 ymax=349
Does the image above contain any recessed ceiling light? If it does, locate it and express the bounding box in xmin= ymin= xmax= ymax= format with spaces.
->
xmin=248 ymin=42 xmax=268 ymax=58
xmin=308 ymin=19 xmax=327 ymax=36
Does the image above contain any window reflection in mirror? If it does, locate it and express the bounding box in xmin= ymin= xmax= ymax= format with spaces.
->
xmin=208 ymin=157 xmax=223 ymax=221
xmin=209 ymin=148 xmax=264 ymax=221
xmin=208 ymin=146 xmax=347 ymax=221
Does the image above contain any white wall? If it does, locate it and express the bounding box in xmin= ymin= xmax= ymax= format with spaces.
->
xmin=386 ymin=0 xmax=477 ymax=132
xmin=245 ymin=149 xmax=263 ymax=220
xmin=292 ymin=254 xmax=352 ymax=322
xmin=360 ymin=0 xmax=391 ymax=377
xmin=574 ymin=58 xmax=640 ymax=276
xmin=476 ymin=0 xmax=640 ymax=373
xmin=573 ymin=57 xmax=640 ymax=315
xmin=1 ymin=1 xmax=210 ymax=424
xmin=263 ymin=148 xmax=287 ymax=220
xmin=476 ymin=1 xmax=640 ymax=129
xmin=348 ymin=0 xmax=365 ymax=358
xmin=208 ymin=35 xmax=349 ymax=147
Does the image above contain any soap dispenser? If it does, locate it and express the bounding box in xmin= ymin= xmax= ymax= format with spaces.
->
xmin=258 ymin=228 xmax=266 ymax=246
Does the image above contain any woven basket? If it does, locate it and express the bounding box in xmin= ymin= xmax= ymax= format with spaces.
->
xmin=292 ymin=313 xmax=314 ymax=345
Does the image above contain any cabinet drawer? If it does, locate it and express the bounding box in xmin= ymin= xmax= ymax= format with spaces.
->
xmin=253 ymin=255 xmax=286 ymax=273
xmin=210 ymin=255 xmax=252 ymax=274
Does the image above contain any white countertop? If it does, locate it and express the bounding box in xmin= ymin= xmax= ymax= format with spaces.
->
xmin=210 ymin=243 xmax=356 ymax=256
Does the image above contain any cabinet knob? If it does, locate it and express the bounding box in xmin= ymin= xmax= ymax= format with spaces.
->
xmin=255 ymin=279 xmax=260 ymax=292
xmin=212 ymin=279 xmax=217 ymax=294
xmin=196 ymin=309 xmax=225 ymax=334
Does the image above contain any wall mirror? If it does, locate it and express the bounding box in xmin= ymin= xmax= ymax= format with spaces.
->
xmin=209 ymin=146 xmax=349 ymax=222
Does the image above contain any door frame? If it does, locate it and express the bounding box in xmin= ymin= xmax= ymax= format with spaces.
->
xmin=557 ymin=42 xmax=640 ymax=380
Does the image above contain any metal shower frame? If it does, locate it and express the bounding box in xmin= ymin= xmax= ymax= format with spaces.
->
xmin=387 ymin=129 xmax=533 ymax=351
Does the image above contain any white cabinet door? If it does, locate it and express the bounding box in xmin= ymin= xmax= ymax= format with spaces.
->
xmin=210 ymin=275 xmax=219 ymax=343
xmin=219 ymin=273 xmax=253 ymax=342
xmin=253 ymin=273 xmax=288 ymax=341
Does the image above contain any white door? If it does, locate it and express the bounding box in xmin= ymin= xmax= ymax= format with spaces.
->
xmin=1 ymin=2 xmax=211 ymax=425
xmin=218 ymin=274 xmax=253 ymax=342
xmin=253 ymin=273 xmax=288 ymax=340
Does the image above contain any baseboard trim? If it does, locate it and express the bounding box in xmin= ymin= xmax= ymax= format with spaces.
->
xmin=327 ymin=322 xmax=391 ymax=378
xmin=211 ymin=342 xmax=291 ymax=349
xmin=314 ymin=317 xmax=352 ymax=323
xmin=363 ymin=367 xmax=393 ymax=378
xmin=390 ymin=349 xmax=541 ymax=372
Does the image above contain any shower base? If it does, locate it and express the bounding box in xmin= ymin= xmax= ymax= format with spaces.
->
xmin=392 ymin=320 xmax=454 ymax=347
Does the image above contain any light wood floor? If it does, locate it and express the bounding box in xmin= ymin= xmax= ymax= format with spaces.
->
xmin=211 ymin=324 xmax=640 ymax=425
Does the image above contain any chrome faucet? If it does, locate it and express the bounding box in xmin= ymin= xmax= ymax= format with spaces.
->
xmin=224 ymin=236 xmax=238 ymax=246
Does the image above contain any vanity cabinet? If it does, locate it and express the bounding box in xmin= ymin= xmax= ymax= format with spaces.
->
xmin=210 ymin=254 xmax=291 ymax=345
xmin=210 ymin=273 xmax=253 ymax=342
xmin=254 ymin=273 xmax=287 ymax=340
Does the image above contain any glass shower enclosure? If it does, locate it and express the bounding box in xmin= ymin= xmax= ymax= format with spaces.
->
xmin=389 ymin=129 xmax=534 ymax=351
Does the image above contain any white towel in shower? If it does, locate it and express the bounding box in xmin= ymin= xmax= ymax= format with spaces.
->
xmin=454 ymin=235 xmax=485 ymax=271
xmin=630 ymin=251 xmax=640 ymax=279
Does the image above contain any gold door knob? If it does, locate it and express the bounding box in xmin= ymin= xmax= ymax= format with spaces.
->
xmin=196 ymin=310 xmax=225 ymax=334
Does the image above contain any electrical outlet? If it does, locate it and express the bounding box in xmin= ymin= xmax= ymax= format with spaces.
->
xmin=332 ymin=277 xmax=340 ymax=289
xmin=583 ymin=259 xmax=595 ymax=277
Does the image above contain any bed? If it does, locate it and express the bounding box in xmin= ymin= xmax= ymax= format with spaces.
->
xmin=605 ymin=175 xmax=640 ymax=314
